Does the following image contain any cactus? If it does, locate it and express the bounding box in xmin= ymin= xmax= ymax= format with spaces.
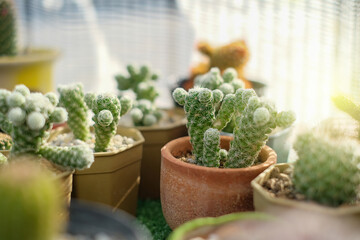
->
xmin=115 ymin=64 xmax=162 ymax=126
xmin=0 ymin=0 xmax=17 ymax=56
xmin=86 ymin=93 xmax=131 ymax=152
xmin=115 ymin=64 xmax=159 ymax=102
xmin=0 ymin=132 xmax=12 ymax=150
xmin=194 ymin=67 xmax=244 ymax=95
xmin=0 ymin=160 xmax=63 ymax=240
xmin=0 ymin=84 xmax=94 ymax=170
xmin=332 ymin=94 xmax=360 ymax=138
xmin=58 ymin=83 xmax=90 ymax=141
xmin=173 ymin=85 xmax=295 ymax=168
xmin=225 ymin=89 xmax=296 ymax=168
xmin=173 ymin=87 xmax=235 ymax=165
xmin=292 ymin=132 xmax=360 ymax=207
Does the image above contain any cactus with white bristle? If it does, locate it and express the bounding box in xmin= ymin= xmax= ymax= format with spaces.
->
xmin=115 ymin=64 xmax=162 ymax=126
xmin=86 ymin=93 xmax=130 ymax=152
xmin=58 ymin=83 xmax=90 ymax=141
xmin=0 ymin=85 xmax=94 ymax=170
xmin=203 ymin=128 xmax=221 ymax=167
xmin=173 ymin=87 xmax=235 ymax=165
xmin=293 ymin=132 xmax=360 ymax=207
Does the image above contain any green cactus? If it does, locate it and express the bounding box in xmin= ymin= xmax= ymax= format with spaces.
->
xmin=0 ymin=84 xmax=94 ymax=170
xmin=0 ymin=160 xmax=62 ymax=240
xmin=0 ymin=152 xmax=6 ymax=164
xmin=293 ymin=132 xmax=360 ymax=207
xmin=115 ymin=64 xmax=162 ymax=126
xmin=0 ymin=0 xmax=17 ymax=56
xmin=86 ymin=93 xmax=131 ymax=152
xmin=173 ymin=87 xmax=235 ymax=165
xmin=194 ymin=67 xmax=244 ymax=95
xmin=203 ymin=128 xmax=221 ymax=167
xmin=225 ymin=88 xmax=295 ymax=168
xmin=58 ymin=83 xmax=91 ymax=141
xmin=115 ymin=64 xmax=159 ymax=102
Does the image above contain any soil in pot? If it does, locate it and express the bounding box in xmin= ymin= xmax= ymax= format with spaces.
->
xmin=160 ymin=136 xmax=277 ymax=229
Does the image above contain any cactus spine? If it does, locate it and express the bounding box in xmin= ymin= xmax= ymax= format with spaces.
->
xmin=0 ymin=84 xmax=94 ymax=170
xmin=0 ymin=0 xmax=17 ymax=56
xmin=293 ymin=132 xmax=360 ymax=207
xmin=58 ymin=83 xmax=90 ymax=141
xmin=115 ymin=64 xmax=161 ymax=126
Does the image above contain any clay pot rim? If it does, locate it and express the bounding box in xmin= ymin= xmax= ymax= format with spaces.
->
xmin=252 ymin=163 xmax=360 ymax=215
xmin=0 ymin=48 xmax=59 ymax=65
xmin=161 ymin=136 xmax=277 ymax=173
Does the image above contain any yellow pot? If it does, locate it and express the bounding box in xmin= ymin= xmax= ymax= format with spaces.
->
xmin=251 ymin=163 xmax=360 ymax=218
xmin=0 ymin=49 xmax=59 ymax=93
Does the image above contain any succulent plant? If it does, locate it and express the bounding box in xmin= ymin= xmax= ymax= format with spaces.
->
xmin=0 ymin=0 xmax=17 ymax=56
xmin=292 ymin=131 xmax=360 ymax=207
xmin=58 ymin=83 xmax=90 ymax=141
xmin=86 ymin=93 xmax=131 ymax=152
xmin=0 ymin=160 xmax=63 ymax=240
xmin=115 ymin=64 xmax=162 ymax=126
xmin=0 ymin=84 xmax=94 ymax=170
xmin=0 ymin=132 xmax=12 ymax=150
xmin=173 ymin=86 xmax=295 ymax=168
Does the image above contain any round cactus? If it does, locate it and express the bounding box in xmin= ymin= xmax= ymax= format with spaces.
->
xmin=293 ymin=132 xmax=360 ymax=207
xmin=0 ymin=160 xmax=63 ymax=240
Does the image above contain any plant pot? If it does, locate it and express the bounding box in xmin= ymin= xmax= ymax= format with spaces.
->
xmin=160 ymin=136 xmax=277 ymax=229
xmin=52 ymin=126 xmax=145 ymax=216
xmin=252 ymin=163 xmax=360 ymax=218
xmin=168 ymin=212 xmax=271 ymax=240
xmin=0 ymin=49 xmax=59 ymax=93
xmin=120 ymin=108 xmax=187 ymax=199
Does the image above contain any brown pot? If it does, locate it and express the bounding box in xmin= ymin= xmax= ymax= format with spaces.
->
xmin=252 ymin=163 xmax=360 ymax=218
xmin=131 ymin=108 xmax=187 ymax=199
xmin=160 ymin=136 xmax=277 ymax=229
xmin=66 ymin=127 xmax=145 ymax=216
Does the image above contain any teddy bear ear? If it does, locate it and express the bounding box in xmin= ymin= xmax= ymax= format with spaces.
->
xmin=197 ymin=41 xmax=213 ymax=56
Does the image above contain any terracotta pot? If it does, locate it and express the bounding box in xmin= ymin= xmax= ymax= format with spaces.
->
xmin=53 ymin=126 xmax=145 ymax=216
xmin=160 ymin=136 xmax=277 ymax=229
xmin=252 ymin=163 xmax=360 ymax=219
xmin=0 ymin=49 xmax=59 ymax=93
xmin=128 ymin=108 xmax=187 ymax=199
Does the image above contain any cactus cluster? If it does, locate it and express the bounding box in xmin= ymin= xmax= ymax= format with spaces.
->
xmin=0 ymin=160 xmax=63 ymax=240
xmin=173 ymin=76 xmax=295 ymax=168
xmin=115 ymin=65 xmax=161 ymax=126
xmin=292 ymin=131 xmax=360 ymax=207
xmin=0 ymin=0 xmax=17 ymax=56
xmin=0 ymin=132 xmax=12 ymax=150
xmin=0 ymin=85 xmax=94 ymax=170
xmin=58 ymin=83 xmax=132 ymax=152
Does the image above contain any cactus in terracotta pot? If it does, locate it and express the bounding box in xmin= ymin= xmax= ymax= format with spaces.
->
xmin=173 ymin=86 xmax=295 ymax=168
xmin=115 ymin=64 xmax=162 ymax=126
xmin=292 ymin=131 xmax=360 ymax=207
xmin=0 ymin=84 xmax=94 ymax=170
xmin=0 ymin=0 xmax=17 ymax=56
xmin=58 ymin=83 xmax=133 ymax=152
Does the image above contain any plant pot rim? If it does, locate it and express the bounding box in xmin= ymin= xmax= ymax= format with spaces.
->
xmin=119 ymin=107 xmax=187 ymax=132
xmin=50 ymin=126 xmax=145 ymax=157
xmin=251 ymin=163 xmax=360 ymax=215
xmin=161 ymin=136 xmax=277 ymax=173
xmin=0 ymin=48 xmax=60 ymax=66
xmin=169 ymin=212 xmax=272 ymax=240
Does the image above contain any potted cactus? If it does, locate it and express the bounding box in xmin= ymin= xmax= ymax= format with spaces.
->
xmin=115 ymin=64 xmax=187 ymax=199
xmin=252 ymin=128 xmax=360 ymax=218
xmin=50 ymin=83 xmax=144 ymax=215
xmin=0 ymin=84 xmax=94 ymax=204
xmin=161 ymin=85 xmax=295 ymax=229
xmin=0 ymin=0 xmax=58 ymax=93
